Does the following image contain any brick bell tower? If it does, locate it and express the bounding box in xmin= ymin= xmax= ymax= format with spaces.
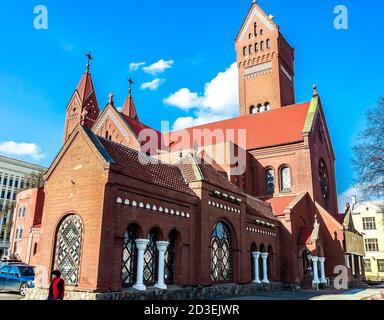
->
xmin=63 ymin=52 xmax=100 ymax=143
xmin=236 ymin=0 xmax=295 ymax=116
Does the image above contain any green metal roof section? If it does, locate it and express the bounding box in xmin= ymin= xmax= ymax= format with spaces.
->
xmin=303 ymin=91 xmax=319 ymax=133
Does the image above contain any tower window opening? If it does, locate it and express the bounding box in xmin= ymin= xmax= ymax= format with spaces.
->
xmin=260 ymin=29 xmax=264 ymax=35
xmin=249 ymin=45 xmax=253 ymax=55
xmin=260 ymin=41 xmax=265 ymax=51
xmin=250 ymin=106 xmax=257 ymax=114
xmin=257 ymin=104 xmax=262 ymax=113
xmin=264 ymin=102 xmax=271 ymax=111
xmin=243 ymin=47 xmax=247 ymax=57
xmin=267 ymin=39 xmax=271 ymax=49
xmin=254 ymin=22 xmax=257 ymax=36
xmin=255 ymin=43 xmax=258 ymax=52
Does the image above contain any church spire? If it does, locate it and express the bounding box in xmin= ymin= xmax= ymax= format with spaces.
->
xmin=63 ymin=53 xmax=100 ymax=144
xmin=121 ymin=77 xmax=139 ymax=121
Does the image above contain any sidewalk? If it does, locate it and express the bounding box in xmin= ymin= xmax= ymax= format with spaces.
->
xmin=310 ymin=287 xmax=384 ymax=300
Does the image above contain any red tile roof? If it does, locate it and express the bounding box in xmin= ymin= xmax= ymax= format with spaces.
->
xmin=76 ymin=71 xmax=95 ymax=102
xmin=121 ymin=94 xmax=139 ymax=121
xmin=264 ymin=195 xmax=297 ymax=216
xmin=98 ymin=137 xmax=197 ymax=197
xmin=119 ymin=113 xmax=163 ymax=148
xmin=166 ymin=102 xmax=310 ymax=151
xmin=246 ymin=196 xmax=280 ymax=222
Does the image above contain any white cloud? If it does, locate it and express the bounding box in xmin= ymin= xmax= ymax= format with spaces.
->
xmin=140 ymin=78 xmax=166 ymax=91
xmin=164 ymin=62 xmax=239 ymax=130
xmin=129 ymin=61 xmax=146 ymax=71
xmin=143 ymin=59 xmax=174 ymax=75
xmin=163 ymin=88 xmax=202 ymax=110
xmin=0 ymin=141 xmax=45 ymax=161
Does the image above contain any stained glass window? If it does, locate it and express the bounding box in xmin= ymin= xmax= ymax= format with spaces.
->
xmin=122 ymin=225 xmax=138 ymax=287
xmin=318 ymin=159 xmax=329 ymax=199
xmin=164 ymin=231 xmax=177 ymax=285
xmin=281 ymin=167 xmax=291 ymax=192
xmin=211 ymin=222 xmax=233 ymax=282
xmin=265 ymin=169 xmax=275 ymax=194
xmin=143 ymin=229 xmax=158 ymax=286
xmin=53 ymin=215 xmax=83 ymax=286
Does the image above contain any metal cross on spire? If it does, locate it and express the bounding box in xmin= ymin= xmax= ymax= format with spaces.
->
xmin=128 ymin=77 xmax=134 ymax=95
xmin=85 ymin=51 xmax=93 ymax=73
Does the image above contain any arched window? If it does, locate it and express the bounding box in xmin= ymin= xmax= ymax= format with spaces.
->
xmin=243 ymin=47 xmax=247 ymax=57
xmin=250 ymin=105 xmax=257 ymax=114
xmin=122 ymin=225 xmax=139 ymax=287
xmin=211 ymin=222 xmax=233 ymax=282
xmin=165 ymin=230 xmax=177 ymax=285
xmin=53 ymin=214 xmax=83 ymax=286
xmin=267 ymin=39 xmax=271 ymax=49
xmin=105 ymin=130 xmax=109 ymax=139
xmin=281 ymin=166 xmax=292 ymax=192
xmin=264 ymin=102 xmax=271 ymax=111
xmin=143 ymin=228 xmax=160 ymax=286
xmin=33 ymin=243 xmax=38 ymax=256
xmin=255 ymin=43 xmax=258 ymax=52
xmin=260 ymin=41 xmax=265 ymax=51
xmin=302 ymin=249 xmax=312 ymax=274
xmin=257 ymin=103 xmax=263 ymax=113
xmin=249 ymin=45 xmax=253 ymax=55
xmin=265 ymin=168 xmax=275 ymax=194
xmin=254 ymin=22 xmax=257 ymax=36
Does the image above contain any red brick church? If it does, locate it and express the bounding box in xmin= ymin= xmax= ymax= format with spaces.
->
xmin=13 ymin=1 xmax=365 ymax=299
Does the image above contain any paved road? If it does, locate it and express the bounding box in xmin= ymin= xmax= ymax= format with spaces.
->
xmin=221 ymin=286 xmax=384 ymax=300
xmin=0 ymin=292 xmax=23 ymax=300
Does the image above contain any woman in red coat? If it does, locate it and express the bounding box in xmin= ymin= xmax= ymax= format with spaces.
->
xmin=48 ymin=270 xmax=65 ymax=300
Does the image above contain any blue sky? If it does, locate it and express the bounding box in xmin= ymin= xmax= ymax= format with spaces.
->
xmin=0 ymin=0 xmax=383 ymax=207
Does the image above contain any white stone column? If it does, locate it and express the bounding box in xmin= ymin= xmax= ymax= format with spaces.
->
xmin=261 ymin=252 xmax=270 ymax=283
xmin=155 ymin=241 xmax=169 ymax=290
xmin=319 ymin=257 xmax=327 ymax=284
xmin=358 ymin=256 xmax=362 ymax=275
xmin=133 ymin=239 xmax=149 ymax=291
xmin=311 ymin=256 xmax=320 ymax=285
xmin=351 ymin=255 xmax=355 ymax=275
xmin=252 ymin=252 xmax=261 ymax=283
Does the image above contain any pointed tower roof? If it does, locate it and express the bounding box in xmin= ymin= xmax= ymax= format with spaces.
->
xmin=76 ymin=71 xmax=96 ymax=103
xmin=121 ymin=78 xmax=139 ymax=121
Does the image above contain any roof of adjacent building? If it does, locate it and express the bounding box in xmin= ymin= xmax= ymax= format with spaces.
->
xmin=246 ymin=195 xmax=280 ymax=222
xmin=166 ymin=102 xmax=311 ymax=151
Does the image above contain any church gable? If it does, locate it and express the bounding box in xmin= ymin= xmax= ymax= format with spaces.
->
xmin=92 ymin=104 xmax=141 ymax=150
xmin=45 ymin=127 xmax=110 ymax=184
xmin=235 ymin=1 xmax=277 ymax=43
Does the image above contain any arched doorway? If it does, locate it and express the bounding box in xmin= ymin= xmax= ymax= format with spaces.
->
xmin=143 ymin=227 xmax=161 ymax=286
xmin=210 ymin=221 xmax=233 ymax=283
xmin=267 ymin=245 xmax=274 ymax=280
xmin=164 ymin=230 xmax=178 ymax=285
xmin=53 ymin=214 xmax=83 ymax=286
xmin=250 ymin=242 xmax=257 ymax=281
xmin=121 ymin=224 xmax=141 ymax=287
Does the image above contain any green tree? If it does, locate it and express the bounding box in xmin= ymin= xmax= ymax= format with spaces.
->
xmin=353 ymin=97 xmax=384 ymax=200
xmin=24 ymin=171 xmax=45 ymax=190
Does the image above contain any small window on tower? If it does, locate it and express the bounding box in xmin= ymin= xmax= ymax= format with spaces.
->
xmin=105 ymin=131 xmax=109 ymax=139
xmin=260 ymin=41 xmax=265 ymax=51
xmin=255 ymin=43 xmax=258 ymax=52
xmin=250 ymin=106 xmax=257 ymax=114
xmin=249 ymin=45 xmax=253 ymax=55
xmin=257 ymin=104 xmax=262 ymax=113
xmin=260 ymin=29 xmax=264 ymax=35
xmin=254 ymin=22 xmax=257 ymax=36
xmin=243 ymin=47 xmax=247 ymax=57
xmin=249 ymin=33 xmax=252 ymax=39
xmin=267 ymin=39 xmax=271 ymax=49
xmin=264 ymin=102 xmax=271 ymax=111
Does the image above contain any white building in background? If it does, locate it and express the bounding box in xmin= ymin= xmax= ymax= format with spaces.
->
xmin=351 ymin=198 xmax=384 ymax=282
xmin=0 ymin=155 xmax=47 ymax=257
